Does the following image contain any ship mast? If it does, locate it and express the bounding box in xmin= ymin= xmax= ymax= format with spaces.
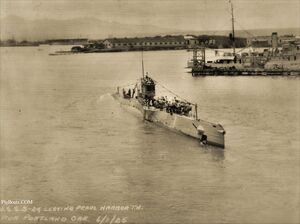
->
xmin=229 ymin=0 xmax=235 ymax=55
xmin=141 ymin=50 xmax=145 ymax=78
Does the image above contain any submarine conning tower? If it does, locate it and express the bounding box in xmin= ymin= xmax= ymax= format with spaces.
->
xmin=141 ymin=75 xmax=155 ymax=100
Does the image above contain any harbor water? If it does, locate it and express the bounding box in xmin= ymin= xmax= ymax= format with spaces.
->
xmin=0 ymin=46 xmax=299 ymax=223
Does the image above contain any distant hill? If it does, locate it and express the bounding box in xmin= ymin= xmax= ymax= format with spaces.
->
xmin=1 ymin=15 xmax=299 ymax=41
xmin=0 ymin=16 xmax=178 ymax=41
xmin=182 ymin=28 xmax=300 ymax=38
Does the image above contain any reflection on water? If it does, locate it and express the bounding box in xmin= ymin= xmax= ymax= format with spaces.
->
xmin=0 ymin=46 xmax=299 ymax=224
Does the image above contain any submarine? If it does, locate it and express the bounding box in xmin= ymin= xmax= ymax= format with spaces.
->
xmin=112 ymin=73 xmax=226 ymax=148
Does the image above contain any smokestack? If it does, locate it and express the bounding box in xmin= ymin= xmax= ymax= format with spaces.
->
xmin=271 ymin=32 xmax=278 ymax=49
xmin=271 ymin=32 xmax=278 ymax=56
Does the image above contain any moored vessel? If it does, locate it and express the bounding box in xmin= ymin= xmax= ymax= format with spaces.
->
xmin=188 ymin=1 xmax=300 ymax=76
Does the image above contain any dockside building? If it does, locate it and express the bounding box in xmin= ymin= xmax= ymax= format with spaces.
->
xmin=103 ymin=36 xmax=187 ymax=50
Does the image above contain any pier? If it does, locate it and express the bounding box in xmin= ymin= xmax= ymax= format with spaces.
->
xmin=191 ymin=68 xmax=300 ymax=76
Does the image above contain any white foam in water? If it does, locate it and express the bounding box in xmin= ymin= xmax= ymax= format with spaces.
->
xmin=97 ymin=93 xmax=113 ymax=103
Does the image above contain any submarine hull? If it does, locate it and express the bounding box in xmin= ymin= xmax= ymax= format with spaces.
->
xmin=112 ymin=93 xmax=225 ymax=148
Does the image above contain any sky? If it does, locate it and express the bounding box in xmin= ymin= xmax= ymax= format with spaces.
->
xmin=0 ymin=0 xmax=299 ymax=40
xmin=1 ymin=0 xmax=300 ymax=30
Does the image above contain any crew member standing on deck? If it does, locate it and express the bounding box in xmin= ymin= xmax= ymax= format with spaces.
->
xmin=127 ymin=89 xmax=131 ymax=98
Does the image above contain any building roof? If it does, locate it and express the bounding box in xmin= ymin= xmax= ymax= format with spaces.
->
xmin=47 ymin=38 xmax=88 ymax=42
xmin=184 ymin=35 xmax=197 ymax=39
xmin=104 ymin=36 xmax=186 ymax=44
